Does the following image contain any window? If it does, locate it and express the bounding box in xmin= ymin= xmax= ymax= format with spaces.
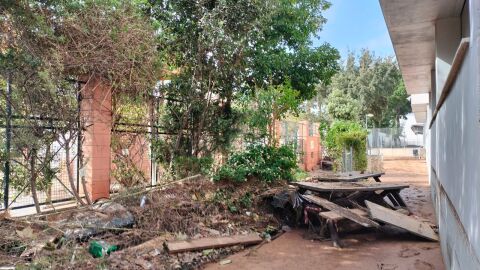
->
xmin=308 ymin=123 xmax=314 ymax=136
xmin=461 ymin=0 xmax=470 ymax=38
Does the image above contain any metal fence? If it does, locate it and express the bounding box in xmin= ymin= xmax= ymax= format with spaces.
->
xmin=0 ymin=126 xmax=80 ymax=211
xmin=367 ymin=127 xmax=425 ymax=158
xmin=368 ymin=127 xmax=424 ymax=148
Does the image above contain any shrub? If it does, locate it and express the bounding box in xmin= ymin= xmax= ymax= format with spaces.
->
xmin=324 ymin=120 xmax=368 ymax=171
xmin=172 ymin=156 xmax=214 ymax=179
xmin=214 ymin=144 xmax=297 ymax=183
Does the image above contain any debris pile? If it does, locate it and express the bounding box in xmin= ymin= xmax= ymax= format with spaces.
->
xmin=0 ymin=172 xmax=440 ymax=269
xmin=293 ymin=175 xmax=439 ymax=247
xmin=0 ymin=176 xmax=286 ymax=269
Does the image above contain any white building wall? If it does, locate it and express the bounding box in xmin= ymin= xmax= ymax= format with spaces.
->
xmin=429 ymin=1 xmax=480 ymax=268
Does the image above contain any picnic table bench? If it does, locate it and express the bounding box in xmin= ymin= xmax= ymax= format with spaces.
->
xmin=295 ymin=175 xmax=412 ymax=247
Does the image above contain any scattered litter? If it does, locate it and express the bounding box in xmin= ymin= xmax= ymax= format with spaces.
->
xmin=140 ymin=195 xmax=147 ymax=208
xmin=88 ymin=240 xmax=118 ymax=258
xmin=202 ymin=249 xmax=214 ymax=256
xmin=219 ymin=259 xmax=232 ymax=265
xmin=62 ymin=202 xmax=134 ymax=240
xmin=16 ymin=226 xmax=35 ymax=239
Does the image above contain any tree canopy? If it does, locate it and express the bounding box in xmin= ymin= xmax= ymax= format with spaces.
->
xmin=322 ymin=49 xmax=411 ymax=127
xmin=144 ymin=0 xmax=340 ymax=164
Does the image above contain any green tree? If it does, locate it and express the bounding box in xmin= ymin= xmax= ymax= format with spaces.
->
xmin=324 ymin=120 xmax=367 ymax=171
xmin=319 ymin=49 xmax=411 ymax=127
xmin=384 ymin=80 xmax=411 ymax=127
xmin=248 ymin=0 xmax=340 ymax=100
xmin=326 ymin=89 xmax=360 ymax=121
xmin=147 ymin=0 xmax=339 ymax=167
xmin=241 ymin=82 xmax=301 ymax=145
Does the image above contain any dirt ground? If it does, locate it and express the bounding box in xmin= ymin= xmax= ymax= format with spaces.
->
xmin=205 ymin=159 xmax=445 ymax=270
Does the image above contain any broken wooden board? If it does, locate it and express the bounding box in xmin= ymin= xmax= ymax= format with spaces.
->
xmin=123 ymin=235 xmax=170 ymax=254
xmin=311 ymin=172 xmax=385 ymax=182
xmin=319 ymin=208 xmax=368 ymax=222
xmin=165 ymin=234 xmax=262 ymax=254
xmin=295 ymin=181 xmax=409 ymax=193
xmin=365 ymin=201 xmax=439 ymax=241
xmin=302 ymin=195 xmax=380 ymax=228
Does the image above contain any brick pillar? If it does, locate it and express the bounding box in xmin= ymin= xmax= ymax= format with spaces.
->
xmin=81 ymin=77 xmax=112 ymax=201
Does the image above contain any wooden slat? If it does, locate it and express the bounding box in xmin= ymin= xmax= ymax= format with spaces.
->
xmin=320 ymin=208 xmax=368 ymax=221
xmin=311 ymin=172 xmax=384 ymax=182
xmin=295 ymin=181 xmax=409 ymax=192
xmin=165 ymin=234 xmax=262 ymax=254
xmin=365 ymin=201 xmax=439 ymax=241
xmin=429 ymin=38 xmax=470 ymax=129
xmin=303 ymin=195 xmax=380 ymax=228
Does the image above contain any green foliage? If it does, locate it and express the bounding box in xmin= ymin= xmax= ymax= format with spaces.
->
xmin=292 ymin=168 xmax=309 ymax=182
xmin=241 ymin=82 xmax=301 ymax=143
xmin=147 ymin=0 xmax=339 ymax=163
xmin=326 ymin=89 xmax=360 ymax=121
xmin=239 ymin=192 xmax=253 ymax=208
xmin=249 ymin=0 xmax=340 ymax=100
xmin=172 ymin=156 xmax=213 ymax=179
xmin=324 ymin=121 xmax=367 ymax=171
xmin=111 ymin=158 xmax=147 ymax=188
xmin=149 ymin=0 xmax=261 ymax=159
xmin=214 ymin=144 xmax=297 ymax=183
xmin=385 ymin=81 xmax=411 ymax=127
xmin=318 ymin=49 xmax=411 ymax=127
xmin=212 ymin=189 xmax=253 ymax=213
xmin=1 ymin=0 xmax=159 ymax=201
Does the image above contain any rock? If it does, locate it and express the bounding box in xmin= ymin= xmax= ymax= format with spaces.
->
xmin=281 ymin=225 xmax=292 ymax=232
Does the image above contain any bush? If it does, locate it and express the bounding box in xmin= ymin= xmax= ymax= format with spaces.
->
xmin=172 ymin=156 xmax=214 ymax=179
xmin=324 ymin=120 xmax=368 ymax=171
xmin=214 ymin=144 xmax=297 ymax=183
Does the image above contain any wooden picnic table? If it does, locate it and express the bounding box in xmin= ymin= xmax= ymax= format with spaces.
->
xmin=294 ymin=181 xmax=408 ymax=192
xmin=295 ymin=180 xmax=410 ymax=212
xmin=309 ymin=171 xmax=385 ymax=182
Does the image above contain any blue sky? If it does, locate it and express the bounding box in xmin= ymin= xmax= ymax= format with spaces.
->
xmin=312 ymin=0 xmax=395 ymax=60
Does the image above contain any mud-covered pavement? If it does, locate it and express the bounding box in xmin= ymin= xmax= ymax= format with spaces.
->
xmin=205 ymin=159 xmax=445 ymax=270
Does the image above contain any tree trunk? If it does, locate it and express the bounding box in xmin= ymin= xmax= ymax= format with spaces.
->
xmin=64 ymin=136 xmax=86 ymax=205
xmin=29 ymin=149 xmax=41 ymax=214
xmin=77 ymin=138 xmax=92 ymax=205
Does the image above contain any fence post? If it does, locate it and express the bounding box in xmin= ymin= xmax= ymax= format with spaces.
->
xmin=3 ymin=75 xmax=12 ymax=208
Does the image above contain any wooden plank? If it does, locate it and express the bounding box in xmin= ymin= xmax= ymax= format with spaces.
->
xmin=365 ymin=201 xmax=439 ymax=241
xmin=124 ymin=236 xmax=169 ymax=254
xmin=303 ymin=195 xmax=380 ymax=228
xmin=295 ymin=181 xmax=409 ymax=193
xmin=165 ymin=234 xmax=262 ymax=254
xmin=320 ymin=208 xmax=368 ymax=221
xmin=311 ymin=172 xmax=384 ymax=182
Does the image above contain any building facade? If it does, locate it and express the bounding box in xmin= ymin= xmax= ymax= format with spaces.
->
xmin=380 ymin=0 xmax=480 ymax=268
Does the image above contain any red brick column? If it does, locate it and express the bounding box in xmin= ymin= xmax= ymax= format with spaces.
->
xmin=81 ymin=77 xmax=112 ymax=201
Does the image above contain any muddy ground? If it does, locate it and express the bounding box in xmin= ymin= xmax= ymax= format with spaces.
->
xmin=205 ymin=159 xmax=445 ymax=270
